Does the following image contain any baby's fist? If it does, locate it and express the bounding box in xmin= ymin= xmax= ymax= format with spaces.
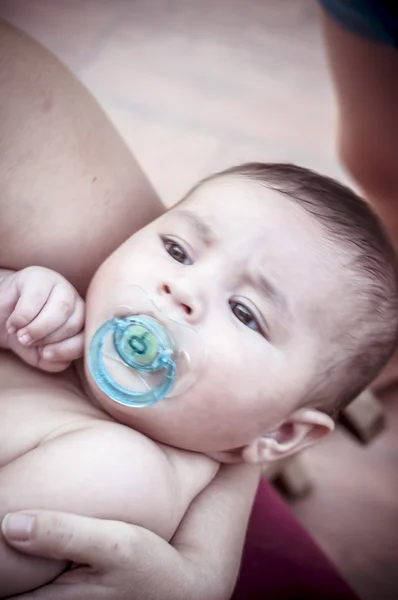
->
xmin=4 ymin=266 xmax=85 ymax=372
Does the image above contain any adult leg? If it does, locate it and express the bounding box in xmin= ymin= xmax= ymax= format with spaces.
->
xmin=0 ymin=20 xmax=164 ymax=296
xmin=320 ymin=8 xmax=398 ymax=389
xmin=320 ymin=9 xmax=398 ymax=249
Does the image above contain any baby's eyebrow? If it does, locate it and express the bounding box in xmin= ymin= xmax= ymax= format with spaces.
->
xmin=171 ymin=209 xmax=215 ymax=244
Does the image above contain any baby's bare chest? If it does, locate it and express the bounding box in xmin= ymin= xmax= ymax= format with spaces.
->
xmin=0 ymin=350 xmax=106 ymax=466
xmin=0 ymin=351 xmax=218 ymax=525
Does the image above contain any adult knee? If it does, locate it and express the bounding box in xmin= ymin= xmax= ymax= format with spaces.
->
xmin=339 ymin=129 xmax=398 ymax=203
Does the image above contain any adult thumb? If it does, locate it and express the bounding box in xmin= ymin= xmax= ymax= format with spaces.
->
xmin=1 ymin=510 xmax=129 ymax=569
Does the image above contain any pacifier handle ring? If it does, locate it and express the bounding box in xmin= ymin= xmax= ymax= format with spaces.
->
xmin=88 ymin=318 xmax=176 ymax=408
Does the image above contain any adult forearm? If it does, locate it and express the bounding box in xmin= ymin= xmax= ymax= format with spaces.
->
xmin=172 ymin=463 xmax=261 ymax=599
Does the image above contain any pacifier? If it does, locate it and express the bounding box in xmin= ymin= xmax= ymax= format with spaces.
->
xmin=88 ymin=286 xmax=206 ymax=408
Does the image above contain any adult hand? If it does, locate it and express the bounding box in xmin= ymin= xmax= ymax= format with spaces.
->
xmin=2 ymin=464 xmax=260 ymax=600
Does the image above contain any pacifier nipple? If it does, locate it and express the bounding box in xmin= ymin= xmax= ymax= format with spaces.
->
xmin=88 ymin=286 xmax=206 ymax=408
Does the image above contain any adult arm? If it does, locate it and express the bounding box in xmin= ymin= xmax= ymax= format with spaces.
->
xmin=2 ymin=463 xmax=260 ymax=600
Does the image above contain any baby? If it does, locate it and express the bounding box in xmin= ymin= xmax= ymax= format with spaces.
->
xmin=1 ymin=163 xmax=397 ymax=596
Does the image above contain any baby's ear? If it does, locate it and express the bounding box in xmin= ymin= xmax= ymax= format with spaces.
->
xmin=241 ymin=408 xmax=334 ymax=465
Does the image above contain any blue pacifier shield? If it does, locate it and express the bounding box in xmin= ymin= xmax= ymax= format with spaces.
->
xmin=88 ymin=286 xmax=205 ymax=408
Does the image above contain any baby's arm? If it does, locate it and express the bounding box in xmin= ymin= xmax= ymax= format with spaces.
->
xmin=0 ymin=423 xmax=196 ymax=597
xmin=0 ymin=266 xmax=84 ymax=371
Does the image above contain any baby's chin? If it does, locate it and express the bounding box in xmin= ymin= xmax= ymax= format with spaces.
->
xmin=79 ymin=356 xmax=254 ymax=455
xmin=79 ymin=376 xmax=249 ymax=459
xmin=79 ymin=364 xmax=199 ymax=447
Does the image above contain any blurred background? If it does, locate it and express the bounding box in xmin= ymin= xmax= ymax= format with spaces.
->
xmin=0 ymin=1 xmax=397 ymax=599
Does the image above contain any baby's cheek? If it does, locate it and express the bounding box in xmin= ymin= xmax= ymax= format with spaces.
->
xmin=199 ymin=361 xmax=245 ymax=405
xmin=208 ymin=339 xmax=258 ymax=385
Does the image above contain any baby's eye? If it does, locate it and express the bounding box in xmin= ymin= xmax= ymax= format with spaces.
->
xmin=230 ymin=301 xmax=261 ymax=334
xmin=162 ymin=237 xmax=192 ymax=265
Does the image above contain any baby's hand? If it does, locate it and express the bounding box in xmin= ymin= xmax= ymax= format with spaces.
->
xmin=4 ymin=266 xmax=85 ymax=372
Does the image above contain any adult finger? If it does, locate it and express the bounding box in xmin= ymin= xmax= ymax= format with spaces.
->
xmin=1 ymin=511 xmax=134 ymax=570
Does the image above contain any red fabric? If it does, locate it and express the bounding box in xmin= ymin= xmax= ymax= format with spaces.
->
xmin=232 ymin=480 xmax=359 ymax=599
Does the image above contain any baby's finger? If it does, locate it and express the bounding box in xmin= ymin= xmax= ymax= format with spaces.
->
xmin=38 ymin=297 xmax=85 ymax=345
xmin=41 ymin=333 xmax=85 ymax=364
xmin=37 ymin=359 xmax=72 ymax=373
xmin=6 ymin=284 xmax=52 ymax=334
xmin=17 ymin=284 xmax=75 ymax=344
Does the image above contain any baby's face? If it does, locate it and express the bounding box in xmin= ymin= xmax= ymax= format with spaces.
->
xmin=85 ymin=177 xmax=344 ymax=454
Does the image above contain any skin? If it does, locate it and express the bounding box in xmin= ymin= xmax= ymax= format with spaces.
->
xmin=0 ymin=267 xmax=85 ymax=372
xmin=84 ymin=175 xmax=336 ymax=461
xmin=2 ymin=462 xmax=259 ymax=600
xmin=320 ymin=10 xmax=398 ymax=249
xmin=0 ymin=19 xmax=163 ymax=296
xmin=0 ymin=19 xmax=260 ymax=600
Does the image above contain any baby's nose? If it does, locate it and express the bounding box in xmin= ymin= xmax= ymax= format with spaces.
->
xmin=158 ymin=281 xmax=202 ymax=323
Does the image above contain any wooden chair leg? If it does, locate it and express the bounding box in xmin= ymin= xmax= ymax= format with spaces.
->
xmin=265 ymin=454 xmax=313 ymax=499
xmin=339 ymin=389 xmax=385 ymax=444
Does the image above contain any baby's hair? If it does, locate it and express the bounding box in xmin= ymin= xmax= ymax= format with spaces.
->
xmin=187 ymin=163 xmax=398 ymax=417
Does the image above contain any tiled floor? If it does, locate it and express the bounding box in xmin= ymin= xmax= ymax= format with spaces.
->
xmin=1 ymin=1 xmax=397 ymax=599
